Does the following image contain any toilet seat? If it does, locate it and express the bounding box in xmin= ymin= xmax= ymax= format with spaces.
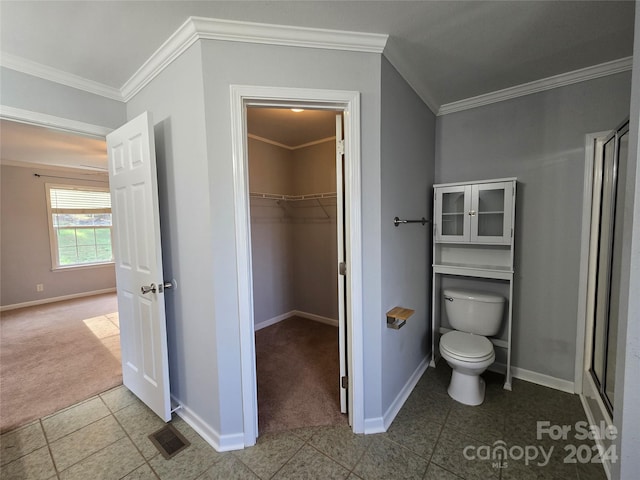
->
xmin=440 ymin=331 xmax=494 ymax=363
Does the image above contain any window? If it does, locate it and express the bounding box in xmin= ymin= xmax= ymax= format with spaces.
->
xmin=46 ymin=184 xmax=113 ymax=269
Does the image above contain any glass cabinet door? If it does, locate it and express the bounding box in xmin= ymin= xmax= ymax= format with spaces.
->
xmin=470 ymin=182 xmax=514 ymax=244
xmin=435 ymin=185 xmax=470 ymax=242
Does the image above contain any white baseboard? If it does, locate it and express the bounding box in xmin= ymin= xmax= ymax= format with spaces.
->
xmin=0 ymin=288 xmax=116 ymax=312
xmin=254 ymin=310 xmax=338 ymax=330
xmin=254 ymin=311 xmax=296 ymax=331
xmin=489 ymin=362 xmax=575 ymax=394
xmin=382 ymin=355 xmax=431 ymax=430
xmin=293 ymin=310 xmax=339 ymax=327
xmin=362 ymin=354 xmax=432 ymax=434
xmin=363 ymin=416 xmax=385 ymax=434
xmin=579 ymin=393 xmax=613 ymax=480
xmin=171 ymin=396 xmax=245 ymax=452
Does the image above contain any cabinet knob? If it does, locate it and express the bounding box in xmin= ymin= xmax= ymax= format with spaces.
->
xmin=468 ymin=210 xmax=476 ymax=216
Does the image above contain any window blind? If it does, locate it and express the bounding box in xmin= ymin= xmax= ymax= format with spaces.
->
xmin=49 ymin=187 xmax=111 ymax=212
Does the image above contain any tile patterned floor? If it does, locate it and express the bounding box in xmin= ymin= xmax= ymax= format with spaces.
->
xmin=0 ymin=363 xmax=608 ymax=480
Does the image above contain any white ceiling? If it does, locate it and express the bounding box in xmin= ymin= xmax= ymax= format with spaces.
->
xmin=0 ymin=1 xmax=634 ymax=108
xmin=0 ymin=1 xmax=635 ymax=170
xmin=0 ymin=120 xmax=108 ymax=171
xmin=0 ymin=108 xmax=336 ymax=170
xmin=247 ymin=108 xmax=339 ymax=147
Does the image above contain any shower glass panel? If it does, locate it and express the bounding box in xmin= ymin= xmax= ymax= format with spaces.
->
xmin=441 ymin=191 xmax=465 ymax=236
xmin=590 ymin=121 xmax=628 ymax=414
xmin=604 ymin=129 xmax=628 ymax=406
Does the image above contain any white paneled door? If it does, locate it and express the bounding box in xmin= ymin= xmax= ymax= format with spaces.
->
xmin=107 ymin=112 xmax=171 ymax=422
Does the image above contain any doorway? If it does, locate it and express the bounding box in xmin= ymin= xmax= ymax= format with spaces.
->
xmin=0 ymin=116 xmax=121 ymax=432
xmin=230 ymin=86 xmax=363 ymax=446
xmin=246 ymin=107 xmax=346 ymax=433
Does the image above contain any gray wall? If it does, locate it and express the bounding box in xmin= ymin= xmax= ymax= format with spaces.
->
xmin=291 ymin=141 xmax=338 ymax=320
xmin=128 ymin=38 xmax=383 ymax=439
xmin=248 ymin=138 xmax=295 ymax=325
xmin=125 ymin=43 xmax=222 ymax=432
xmin=380 ymin=57 xmax=436 ymax=413
xmin=248 ymin=137 xmax=338 ymax=325
xmin=613 ymin=6 xmax=640 ymax=479
xmin=0 ymin=67 xmax=125 ymax=129
xmin=436 ymin=72 xmax=632 ymax=382
xmin=0 ymin=164 xmax=116 ymax=306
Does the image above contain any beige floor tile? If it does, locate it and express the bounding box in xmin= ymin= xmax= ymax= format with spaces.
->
xmin=352 ymin=435 xmax=428 ymax=480
xmin=147 ymin=432 xmax=222 ymax=480
xmin=430 ymin=428 xmax=500 ymax=480
xmin=0 ymin=421 xmax=47 ymax=466
xmin=122 ymin=463 xmax=161 ymax=480
xmin=424 ymin=462 xmax=464 ymax=479
xmin=307 ymin=425 xmax=369 ymax=470
xmin=49 ymin=415 xmax=126 ymax=471
xmin=198 ymin=455 xmax=260 ymax=480
xmin=0 ymin=445 xmax=56 ymax=480
xmin=273 ymin=444 xmax=350 ymax=479
xmin=42 ymin=396 xmax=110 ymax=442
xmin=59 ymin=437 xmax=145 ymax=480
xmin=114 ymin=401 xmax=166 ymax=459
xmin=233 ymin=431 xmax=304 ymax=480
xmin=100 ymin=385 xmax=139 ymax=413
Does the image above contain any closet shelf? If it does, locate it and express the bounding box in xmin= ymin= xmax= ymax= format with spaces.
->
xmin=249 ymin=192 xmax=336 ymax=201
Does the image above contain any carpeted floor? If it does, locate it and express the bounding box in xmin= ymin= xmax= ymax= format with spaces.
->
xmin=0 ymin=293 xmax=121 ymax=433
xmin=255 ymin=316 xmax=347 ymax=434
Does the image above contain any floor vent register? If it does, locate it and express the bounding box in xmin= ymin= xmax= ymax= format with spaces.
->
xmin=148 ymin=424 xmax=191 ymax=459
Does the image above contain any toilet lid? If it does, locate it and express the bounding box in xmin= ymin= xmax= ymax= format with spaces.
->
xmin=440 ymin=331 xmax=494 ymax=360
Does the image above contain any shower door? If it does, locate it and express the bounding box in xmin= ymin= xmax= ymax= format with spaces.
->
xmin=590 ymin=120 xmax=629 ymax=414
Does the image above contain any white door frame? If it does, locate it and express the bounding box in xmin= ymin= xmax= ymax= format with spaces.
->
xmin=576 ymin=131 xmax=610 ymax=394
xmin=230 ymin=85 xmax=364 ymax=446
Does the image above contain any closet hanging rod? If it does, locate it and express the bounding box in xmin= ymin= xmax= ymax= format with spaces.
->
xmin=249 ymin=192 xmax=336 ymax=201
xmin=393 ymin=216 xmax=430 ymax=227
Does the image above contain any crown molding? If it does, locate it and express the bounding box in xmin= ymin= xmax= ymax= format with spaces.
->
xmin=0 ymin=105 xmax=113 ymax=137
xmin=0 ymin=52 xmax=123 ymax=101
xmin=121 ymin=16 xmax=388 ymax=102
xmin=248 ymin=133 xmax=336 ymax=150
xmin=438 ymin=56 xmax=633 ymax=116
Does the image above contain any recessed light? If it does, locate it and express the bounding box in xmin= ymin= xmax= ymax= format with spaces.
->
xmin=290 ymin=108 xmax=304 ymax=113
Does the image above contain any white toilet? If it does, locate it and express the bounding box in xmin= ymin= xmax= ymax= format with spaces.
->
xmin=439 ymin=288 xmax=505 ymax=406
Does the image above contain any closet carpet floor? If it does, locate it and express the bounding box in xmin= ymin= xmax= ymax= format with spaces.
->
xmin=255 ymin=316 xmax=347 ymax=434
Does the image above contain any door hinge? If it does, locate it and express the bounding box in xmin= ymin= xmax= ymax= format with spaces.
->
xmin=339 ymin=262 xmax=346 ymax=276
xmin=337 ymin=139 xmax=345 ymax=155
xmin=341 ymin=376 xmax=348 ymax=389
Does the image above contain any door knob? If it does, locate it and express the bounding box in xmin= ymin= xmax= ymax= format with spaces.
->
xmin=141 ymin=283 xmax=156 ymax=294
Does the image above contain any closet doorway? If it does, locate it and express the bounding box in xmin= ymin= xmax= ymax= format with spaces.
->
xmin=246 ymin=106 xmax=347 ymax=433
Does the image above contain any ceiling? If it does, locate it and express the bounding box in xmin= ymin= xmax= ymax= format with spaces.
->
xmin=0 ymin=120 xmax=108 ymax=171
xmin=0 ymin=1 xmax=634 ymax=108
xmin=247 ymin=108 xmax=338 ymax=147
xmin=0 ymin=1 xmax=635 ymax=170
xmin=0 ymin=108 xmax=336 ymax=170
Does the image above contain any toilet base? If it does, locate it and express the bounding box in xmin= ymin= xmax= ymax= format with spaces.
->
xmin=447 ymin=370 xmax=486 ymax=406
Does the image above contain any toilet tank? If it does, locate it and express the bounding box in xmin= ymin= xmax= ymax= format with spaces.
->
xmin=443 ymin=288 xmax=505 ymax=336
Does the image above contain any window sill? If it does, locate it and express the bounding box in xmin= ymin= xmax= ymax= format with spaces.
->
xmin=52 ymin=262 xmax=115 ymax=272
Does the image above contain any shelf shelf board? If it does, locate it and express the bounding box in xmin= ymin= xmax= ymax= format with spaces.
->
xmin=433 ymin=262 xmax=513 ymax=279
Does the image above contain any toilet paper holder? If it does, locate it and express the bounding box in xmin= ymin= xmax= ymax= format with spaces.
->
xmin=386 ymin=306 xmax=415 ymax=329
